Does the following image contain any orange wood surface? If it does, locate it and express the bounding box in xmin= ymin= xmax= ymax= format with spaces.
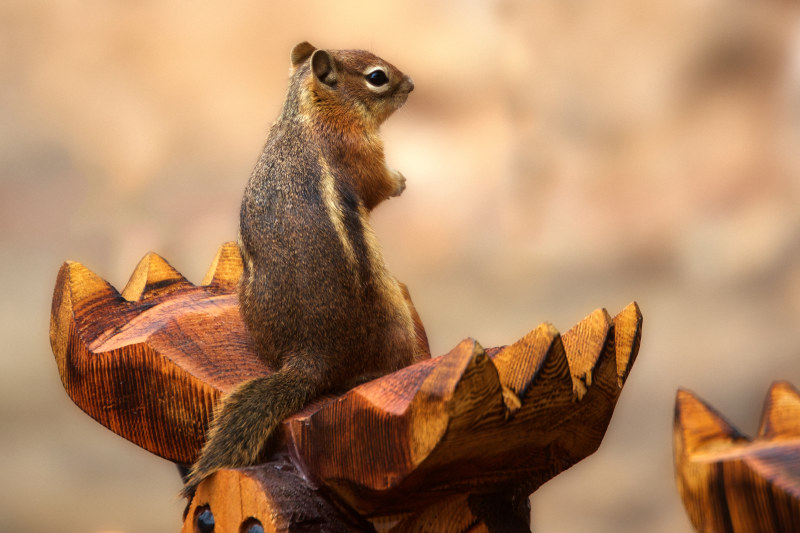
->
xmin=674 ymin=382 xmax=800 ymax=532
xmin=50 ymin=243 xmax=643 ymax=531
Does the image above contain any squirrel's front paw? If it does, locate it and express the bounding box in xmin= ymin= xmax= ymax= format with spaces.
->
xmin=390 ymin=169 xmax=407 ymax=197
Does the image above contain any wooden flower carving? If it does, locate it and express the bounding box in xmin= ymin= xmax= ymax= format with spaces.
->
xmin=674 ymin=382 xmax=800 ymax=532
xmin=50 ymin=242 xmax=642 ymax=532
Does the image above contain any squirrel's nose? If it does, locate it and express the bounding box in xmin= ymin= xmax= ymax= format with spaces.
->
xmin=405 ymin=77 xmax=415 ymax=92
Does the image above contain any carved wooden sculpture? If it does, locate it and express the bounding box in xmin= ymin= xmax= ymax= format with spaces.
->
xmin=50 ymin=242 xmax=643 ymax=532
xmin=674 ymin=382 xmax=800 ymax=532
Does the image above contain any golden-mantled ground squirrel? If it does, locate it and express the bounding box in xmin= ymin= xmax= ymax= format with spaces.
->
xmin=183 ymin=42 xmax=429 ymax=494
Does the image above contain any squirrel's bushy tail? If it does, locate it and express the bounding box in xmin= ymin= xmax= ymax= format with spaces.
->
xmin=181 ymin=368 xmax=316 ymax=497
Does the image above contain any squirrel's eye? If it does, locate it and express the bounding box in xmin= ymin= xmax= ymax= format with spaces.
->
xmin=366 ymin=69 xmax=389 ymax=87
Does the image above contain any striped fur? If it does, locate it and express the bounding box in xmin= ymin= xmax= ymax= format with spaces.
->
xmin=183 ymin=42 xmax=423 ymax=495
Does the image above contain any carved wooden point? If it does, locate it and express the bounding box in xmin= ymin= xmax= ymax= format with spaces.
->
xmin=50 ymin=243 xmax=643 ymax=531
xmin=674 ymin=382 xmax=800 ymax=532
xmin=201 ymin=241 xmax=244 ymax=290
xmin=121 ymin=251 xmax=191 ymax=301
xmin=757 ymin=381 xmax=800 ymax=440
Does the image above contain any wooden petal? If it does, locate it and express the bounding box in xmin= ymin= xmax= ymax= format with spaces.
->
xmin=287 ymin=307 xmax=641 ymax=517
xmin=673 ymin=389 xmax=746 ymax=532
xmin=758 ymin=381 xmax=800 ymax=440
xmin=121 ymin=251 xmax=192 ymax=301
xmin=613 ymin=302 xmax=642 ymax=387
xmin=201 ymin=241 xmax=243 ymax=291
xmin=673 ymin=386 xmax=800 ymax=532
xmin=50 ymin=257 xmax=267 ymax=464
xmin=491 ymin=322 xmax=560 ymax=399
xmin=286 ymin=339 xmax=498 ymax=503
xmin=51 ymin=261 xmax=123 ymax=381
xmin=562 ymin=308 xmax=613 ymax=400
xmin=674 ymin=389 xmax=745 ymax=457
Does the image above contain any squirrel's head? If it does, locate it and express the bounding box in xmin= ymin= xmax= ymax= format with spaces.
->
xmin=289 ymin=41 xmax=414 ymax=128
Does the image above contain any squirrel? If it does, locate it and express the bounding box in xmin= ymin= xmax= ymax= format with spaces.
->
xmin=182 ymin=42 xmax=429 ymax=495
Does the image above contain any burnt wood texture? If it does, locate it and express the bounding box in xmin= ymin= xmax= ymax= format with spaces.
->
xmin=50 ymin=242 xmax=642 ymax=531
xmin=674 ymin=382 xmax=800 ymax=532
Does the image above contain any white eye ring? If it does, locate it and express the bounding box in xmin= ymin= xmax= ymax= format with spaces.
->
xmin=364 ymin=67 xmax=390 ymax=93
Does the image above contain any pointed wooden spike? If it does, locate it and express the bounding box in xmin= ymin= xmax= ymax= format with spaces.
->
xmin=524 ymin=333 xmax=571 ymax=398
xmin=757 ymin=381 xmax=800 ymax=439
xmin=201 ymin=241 xmax=243 ymax=290
xmin=50 ymin=261 xmax=120 ymax=377
xmin=287 ymin=337 xmax=509 ymax=502
xmin=415 ymin=339 xmax=485 ymax=405
xmin=491 ymin=322 xmax=560 ymax=399
xmin=675 ymin=385 xmax=800 ymax=532
xmin=64 ymin=260 xmax=120 ymax=304
xmin=613 ymin=302 xmax=643 ymax=387
xmin=408 ymin=339 xmax=488 ymax=463
xmin=674 ymin=389 xmax=747 ymax=457
xmin=446 ymin=340 xmax=505 ymax=432
xmin=562 ymin=308 xmax=613 ymax=400
xmin=121 ymin=252 xmax=190 ymax=301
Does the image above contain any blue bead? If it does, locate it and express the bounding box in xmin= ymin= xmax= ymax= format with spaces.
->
xmin=196 ymin=507 xmax=215 ymax=533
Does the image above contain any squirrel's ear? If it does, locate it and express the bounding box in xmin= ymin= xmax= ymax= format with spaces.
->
xmin=311 ymin=50 xmax=337 ymax=87
xmin=290 ymin=42 xmax=316 ymax=69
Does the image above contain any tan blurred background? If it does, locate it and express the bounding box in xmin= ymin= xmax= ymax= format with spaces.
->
xmin=3 ymin=0 xmax=800 ymax=531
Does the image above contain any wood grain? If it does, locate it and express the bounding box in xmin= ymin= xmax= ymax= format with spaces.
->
xmin=49 ymin=244 xmax=642 ymax=531
xmin=50 ymin=242 xmax=269 ymax=464
xmin=181 ymin=454 xmax=371 ymax=533
xmin=674 ymin=382 xmax=800 ymax=532
xmin=281 ymin=302 xmax=641 ymax=523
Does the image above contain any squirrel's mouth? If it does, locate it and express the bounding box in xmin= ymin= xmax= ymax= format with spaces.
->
xmin=394 ymin=93 xmax=410 ymax=107
xmin=392 ymin=80 xmax=414 ymax=107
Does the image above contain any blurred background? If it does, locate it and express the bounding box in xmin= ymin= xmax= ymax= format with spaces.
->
xmin=2 ymin=0 xmax=800 ymax=531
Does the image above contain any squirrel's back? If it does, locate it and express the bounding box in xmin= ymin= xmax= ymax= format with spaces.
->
xmin=239 ymin=42 xmax=420 ymax=388
xmin=184 ymin=42 xmax=424 ymax=495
